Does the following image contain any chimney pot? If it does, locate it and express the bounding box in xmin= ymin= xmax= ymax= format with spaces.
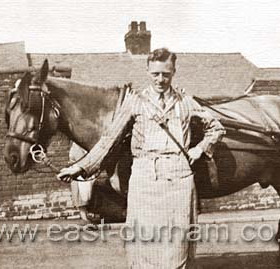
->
xmin=125 ymin=21 xmax=151 ymax=55
xmin=130 ymin=21 xmax=138 ymax=32
xmin=139 ymin=21 xmax=146 ymax=31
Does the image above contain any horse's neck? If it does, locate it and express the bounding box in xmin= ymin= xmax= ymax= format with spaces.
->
xmin=47 ymin=78 xmax=119 ymax=151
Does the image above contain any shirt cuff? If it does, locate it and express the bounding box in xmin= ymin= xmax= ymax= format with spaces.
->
xmin=196 ymin=142 xmax=214 ymax=158
xmin=71 ymin=164 xmax=88 ymax=178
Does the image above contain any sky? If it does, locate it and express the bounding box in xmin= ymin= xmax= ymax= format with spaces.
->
xmin=1 ymin=0 xmax=280 ymax=67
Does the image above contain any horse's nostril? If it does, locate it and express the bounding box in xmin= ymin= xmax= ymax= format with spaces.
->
xmin=10 ymin=153 xmax=19 ymax=168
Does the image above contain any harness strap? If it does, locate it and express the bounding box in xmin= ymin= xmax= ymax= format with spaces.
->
xmin=7 ymin=82 xmax=61 ymax=145
xmin=193 ymin=96 xmax=236 ymax=119
xmin=219 ymin=118 xmax=280 ymax=136
xmin=193 ymin=95 xmax=280 ymax=138
xmin=6 ymin=132 xmax=37 ymax=144
xmin=38 ymin=91 xmax=46 ymax=130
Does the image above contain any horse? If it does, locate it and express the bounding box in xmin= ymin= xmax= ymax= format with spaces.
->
xmin=4 ymin=59 xmax=280 ymax=224
xmin=4 ymin=59 xmax=131 ymax=221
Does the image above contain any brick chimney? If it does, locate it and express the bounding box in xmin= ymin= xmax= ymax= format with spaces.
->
xmin=125 ymin=21 xmax=151 ymax=54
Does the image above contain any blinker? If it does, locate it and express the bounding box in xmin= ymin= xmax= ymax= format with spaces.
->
xmin=28 ymin=90 xmax=43 ymax=113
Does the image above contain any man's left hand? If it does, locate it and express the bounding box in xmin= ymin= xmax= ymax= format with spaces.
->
xmin=187 ymin=146 xmax=203 ymax=165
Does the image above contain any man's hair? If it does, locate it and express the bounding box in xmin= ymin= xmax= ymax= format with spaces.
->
xmin=147 ymin=48 xmax=177 ymax=67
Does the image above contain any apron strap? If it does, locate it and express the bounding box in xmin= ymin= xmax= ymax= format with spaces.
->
xmin=139 ymin=92 xmax=190 ymax=163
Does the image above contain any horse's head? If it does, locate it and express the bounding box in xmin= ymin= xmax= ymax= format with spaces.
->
xmin=4 ymin=59 xmax=60 ymax=173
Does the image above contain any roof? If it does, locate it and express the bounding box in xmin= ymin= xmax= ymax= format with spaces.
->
xmin=30 ymin=52 xmax=260 ymax=97
xmin=256 ymin=68 xmax=280 ymax=80
xmin=251 ymin=79 xmax=280 ymax=95
xmin=174 ymin=53 xmax=257 ymax=97
xmin=0 ymin=42 xmax=28 ymax=71
xmin=0 ymin=41 xmax=279 ymax=98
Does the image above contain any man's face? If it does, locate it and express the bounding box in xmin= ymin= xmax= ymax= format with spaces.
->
xmin=147 ymin=59 xmax=175 ymax=94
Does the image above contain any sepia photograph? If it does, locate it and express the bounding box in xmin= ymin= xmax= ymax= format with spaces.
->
xmin=1 ymin=0 xmax=280 ymax=268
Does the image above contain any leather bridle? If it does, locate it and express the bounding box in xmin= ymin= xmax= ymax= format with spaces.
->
xmin=5 ymin=79 xmax=112 ymax=182
xmin=6 ymin=82 xmax=60 ymax=145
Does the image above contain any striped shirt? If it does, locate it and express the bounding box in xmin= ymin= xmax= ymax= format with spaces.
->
xmin=77 ymin=86 xmax=225 ymax=176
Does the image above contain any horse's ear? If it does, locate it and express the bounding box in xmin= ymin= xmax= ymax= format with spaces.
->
xmin=18 ymin=72 xmax=31 ymax=110
xmin=39 ymin=59 xmax=49 ymax=83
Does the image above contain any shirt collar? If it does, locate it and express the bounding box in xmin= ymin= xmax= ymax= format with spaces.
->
xmin=148 ymin=86 xmax=173 ymax=101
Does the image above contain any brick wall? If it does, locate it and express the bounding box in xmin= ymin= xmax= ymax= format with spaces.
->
xmin=251 ymin=80 xmax=280 ymax=95
xmin=200 ymin=184 xmax=280 ymax=213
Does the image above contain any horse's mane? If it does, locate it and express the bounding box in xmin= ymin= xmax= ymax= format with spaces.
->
xmin=44 ymin=76 xmax=124 ymax=136
xmin=46 ymin=76 xmax=120 ymax=97
xmin=4 ymin=91 xmax=11 ymax=128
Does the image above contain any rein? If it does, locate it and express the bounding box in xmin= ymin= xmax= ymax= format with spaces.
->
xmin=29 ymin=144 xmax=94 ymax=182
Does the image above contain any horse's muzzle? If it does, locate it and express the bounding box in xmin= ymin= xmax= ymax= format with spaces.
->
xmin=3 ymin=144 xmax=30 ymax=174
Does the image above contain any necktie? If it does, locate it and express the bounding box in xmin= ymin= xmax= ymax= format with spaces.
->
xmin=159 ymin=93 xmax=166 ymax=110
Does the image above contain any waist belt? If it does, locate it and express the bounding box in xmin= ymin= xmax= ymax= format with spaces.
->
xmin=134 ymin=151 xmax=185 ymax=160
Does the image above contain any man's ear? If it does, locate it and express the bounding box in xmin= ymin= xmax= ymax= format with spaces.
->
xmin=146 ymin=68 xmax=151 ymax=77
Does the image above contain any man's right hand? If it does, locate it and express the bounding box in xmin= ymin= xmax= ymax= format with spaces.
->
xmin=57 ymin=165 xmax=83 ymax=183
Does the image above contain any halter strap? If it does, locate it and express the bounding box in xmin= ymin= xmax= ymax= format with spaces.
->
xmin=6 ymin=132 xmax=37 ymax=144
xmin=6 ymin=82 xmax=60 ymax=145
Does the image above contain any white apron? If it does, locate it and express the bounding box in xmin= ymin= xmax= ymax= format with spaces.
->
xmin=125 ymin=104 xmax=198 ymax=269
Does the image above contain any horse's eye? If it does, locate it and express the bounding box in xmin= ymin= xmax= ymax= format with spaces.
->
xmin=9 ymin=97 xmax=17 ymax=110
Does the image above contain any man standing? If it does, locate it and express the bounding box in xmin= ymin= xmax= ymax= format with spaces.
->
xmin=57 ymin=48 xmax=225 ymax=268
